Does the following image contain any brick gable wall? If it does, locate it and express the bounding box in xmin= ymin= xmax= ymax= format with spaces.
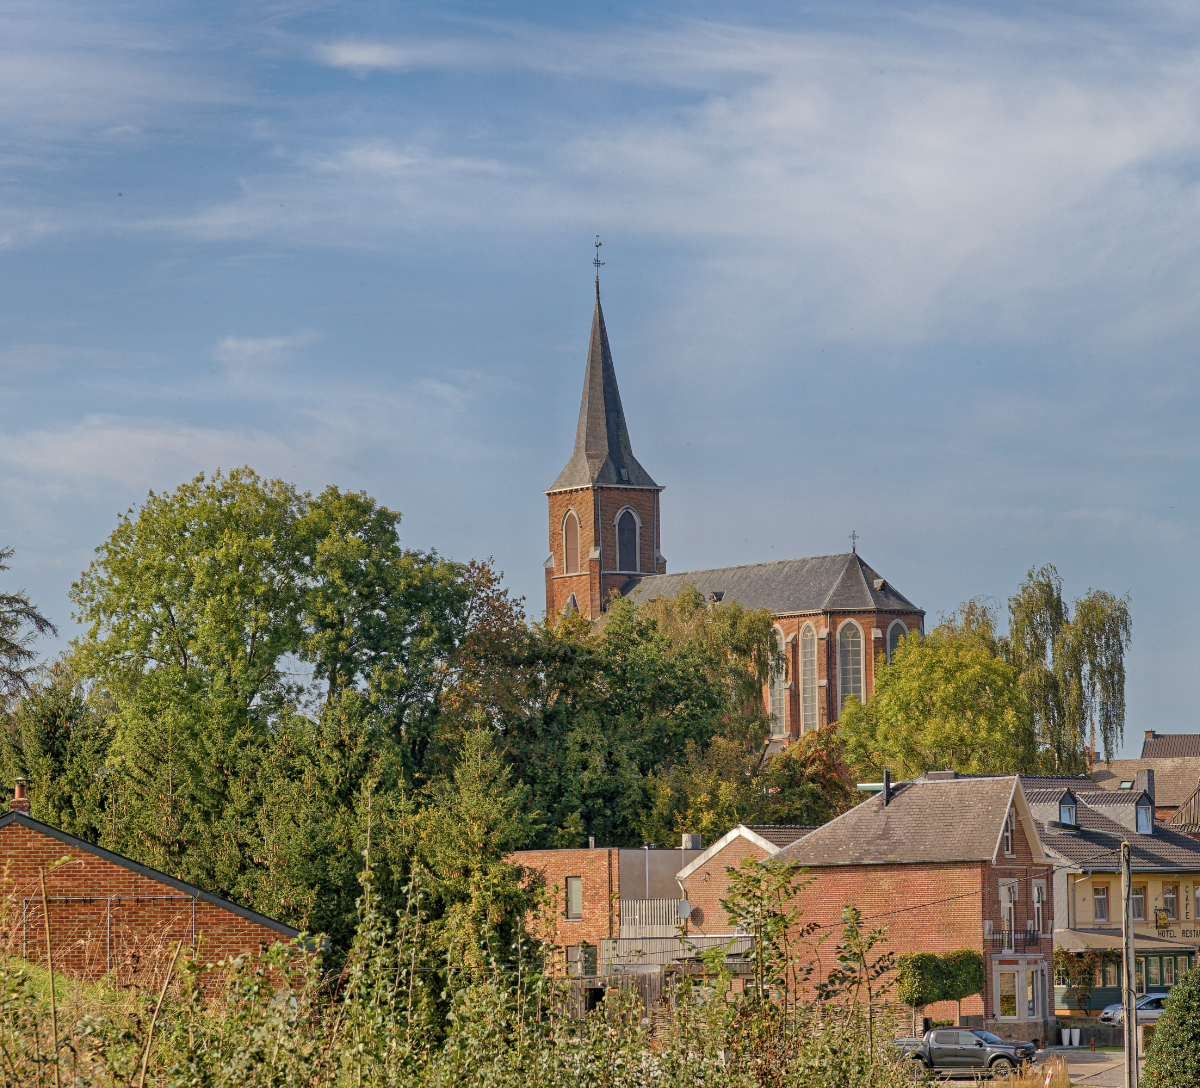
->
xmin=510 ymin=848 xmax=618 ymax=950
xmin=680 ymin=834 xmax=774 ymax=936
xmin=1 ymin=822 xmax=294 ymax=985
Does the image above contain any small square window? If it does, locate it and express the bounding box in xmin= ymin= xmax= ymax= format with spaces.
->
xmin=1060 ymin=803 xmax=1076 ymax=826
xmin=566 ymin=876 xmax=583 ymax=920
xmin=1119 ymin=780 xmax=1134 ymax=789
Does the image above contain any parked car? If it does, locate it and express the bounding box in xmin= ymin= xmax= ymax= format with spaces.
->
xmin=896 ymin=1028 xmax=1036 ymax=1077
xmin=1105 ymin=993 xmax=1170 ymax=1025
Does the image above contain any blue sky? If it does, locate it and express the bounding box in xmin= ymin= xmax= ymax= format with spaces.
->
xmin=2 ymin=1 xmax=1198 ymax=754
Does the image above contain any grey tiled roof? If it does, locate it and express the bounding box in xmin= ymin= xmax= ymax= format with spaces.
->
xmin=1142 ymin=733 xmax=1200 ymax=759
xmin=771 ymin=777 xmax=1017 ymax=866
xmin=621 ymin=551 xmax=922 ymax=616
xmin=548 ymin=292 xmax=659 ymax=492
xmin=1033 ymin=803 xmax=1200 ymax=871
xmin=745 ymin=825 xmax=818 ymax=848
xmin=1090 ymin=758 xmax=1200 ymax=807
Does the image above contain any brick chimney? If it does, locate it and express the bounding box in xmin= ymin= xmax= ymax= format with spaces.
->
xmin=10 ymin=778 xmax=30 ymax=814
xmin=1145 ymin=729 xmax=1156 ymax=740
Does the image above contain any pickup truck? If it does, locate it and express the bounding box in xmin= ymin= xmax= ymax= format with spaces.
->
xmin=896 ymin=1028 xmax=1037 ymax=1077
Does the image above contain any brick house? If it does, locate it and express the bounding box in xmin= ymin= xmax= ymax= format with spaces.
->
xmin=764 ymin=773 xmax=1054 ymax=1043
xmin=1 ymin=788 xmax=298 ymax=984
xmin=677 ymin=825 xmax=816 ymax=936
xmin=542 ymin=282 xmax=925 ymax=737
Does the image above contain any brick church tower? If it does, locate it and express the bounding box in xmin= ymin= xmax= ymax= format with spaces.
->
xmin=544 ymin=284 xmax=663 ymax=619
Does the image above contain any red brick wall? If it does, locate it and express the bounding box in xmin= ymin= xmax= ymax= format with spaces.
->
xmin=0 ymin=822 xmax=294 ymax=985
xmin=679 ymin=833 xmax=774 ymax=936
xmin=510 ymin=848 xmax=618 ymax=949
xmin=764 ymin=612 xmax=924 ymax=737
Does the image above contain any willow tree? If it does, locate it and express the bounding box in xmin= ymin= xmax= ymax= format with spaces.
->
xmin=1002 ymin=565 xmax=1131 ymax=771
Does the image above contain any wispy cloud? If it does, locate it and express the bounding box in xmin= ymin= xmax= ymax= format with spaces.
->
xmin=213 ymin=332 xmax=315 ymax=365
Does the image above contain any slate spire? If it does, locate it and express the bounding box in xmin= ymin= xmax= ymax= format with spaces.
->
xmin=548 ymin=292 xmax=659 ymax=491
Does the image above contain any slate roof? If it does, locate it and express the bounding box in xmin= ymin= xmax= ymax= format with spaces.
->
xmin=745 ymin=825 xmax=819 ymax=848
xmin=771 ymin=777 xmax=1018 ymax=867
xmin=1031 ymin=802 xmax=1200 ymax=871
xmin=1090 ymin=758 xmax=1200 ymax=807
xmin=1142 ymin=733 xmax=1200 ymax=759
xmin=621 ymin=551 xmax=922 ymax=616
xmin=548 ymin=290 xmax=659 ymax=492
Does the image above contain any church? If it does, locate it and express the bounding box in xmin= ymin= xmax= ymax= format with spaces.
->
xmin=543 ymin=283 xmax=925 ymax=743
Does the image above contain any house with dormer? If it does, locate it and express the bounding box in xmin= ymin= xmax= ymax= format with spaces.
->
xmin=542 ymin=281 xmax=925 ymax=738
xmin=1021 ymin=773 xmax=1200 ymax=1015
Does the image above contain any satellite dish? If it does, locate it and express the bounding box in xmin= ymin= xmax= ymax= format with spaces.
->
xmin=677 ymin=899 xmax=692 ymax=920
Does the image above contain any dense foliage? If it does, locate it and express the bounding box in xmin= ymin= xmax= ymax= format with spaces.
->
xmin=842 ymin=572 xmax=1131 ymax=779
xmin=1 ymin=468 xmax=859 ymax=949
xmin=1143 ymin=958 xmax=1200 ymax=1088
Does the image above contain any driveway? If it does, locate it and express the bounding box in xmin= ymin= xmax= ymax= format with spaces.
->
xmin=1044 ymin=1047 xmax=1145 ymax=1086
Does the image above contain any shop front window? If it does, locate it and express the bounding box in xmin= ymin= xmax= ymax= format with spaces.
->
xmin=1149 ymin=958 xmax=1161 ymax=987
xmin=1165 ymin=958 xmax=1176 ymax=987
xmin=1136 ymin=959 xmax=1146 ymax=994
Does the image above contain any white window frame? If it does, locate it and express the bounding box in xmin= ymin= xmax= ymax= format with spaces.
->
xmin=1093 ymin=885 xmax=1109 ymax=923
xmin=1003 ymin=810 xmax=1014 ymax=856
xmin=1060 ymin=802 xmax=1076 ymax=826
xmin=1033 ymin=881 xmax=1046 ymax=934
xmin=1000 ymin=881 xmax=1016 ymax=949
xmin=885 ymin=619 xmax=907 ymax=664
xmin=1165 ymin=884 xmax=1178 ymax=921
xmin=768 ymin=625 xmax=788 ymax=737
xmin=1132 ymin=885 xmax=1146 ymax=921
xmin=562 ymin=509 xmax=582 ymax=575
xmin=800 ymin=624 xmax=818 ymax=733
xmin=1137 ymin=805 xmax=1153 ymax=834
xmin=565 ymin=876 xmax=583 ymax=920
xmin=836 ymin=620 xmax=864 ymax=713
xmin=613 ymin=506 xmax=641 ymax=573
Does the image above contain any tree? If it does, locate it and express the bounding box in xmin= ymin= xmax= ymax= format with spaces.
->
xmin=1143 ymin=957 xmax=1200 ymax=1087
xmin=839 ymin=603 xmax=1037 ymax=780
xmin=0 ymin=547 xmax=57 ymax=706
xmin=1002 ymin=565 xmax=1132 ymax=769
xmin=895 ymin=951 xmax=946 ymax=1034
xmin=941 ymin=947 xmax=985 ymax=1025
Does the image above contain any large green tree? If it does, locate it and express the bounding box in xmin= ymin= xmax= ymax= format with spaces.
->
xmin=839 ymin=602 xmax=1037 ymax=781
xmin=0 ymin=547 xmax=58 ymax=706
xmin=1001 ymin=565 xmax=1132 ymax=770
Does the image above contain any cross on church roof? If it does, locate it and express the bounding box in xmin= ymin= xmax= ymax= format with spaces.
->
xmin=849 ymin=530 xmax=859 ymax=553
xmin=593 ymin=236 xmax=604 ymax=296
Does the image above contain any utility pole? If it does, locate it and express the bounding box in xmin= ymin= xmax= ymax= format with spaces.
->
xmin=1122 ymin=841 xmax=1138 ymax=1088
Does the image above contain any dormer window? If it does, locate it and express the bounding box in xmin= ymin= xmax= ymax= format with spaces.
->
xmin=1137 ymin=805 xmax=1153 ymax=834
xmin=1060 ymin=803 xmax=1077 ymax=827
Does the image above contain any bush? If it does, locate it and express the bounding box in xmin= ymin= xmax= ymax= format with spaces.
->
xmin=1142 ymin=965 xmax=1200 ymax=1087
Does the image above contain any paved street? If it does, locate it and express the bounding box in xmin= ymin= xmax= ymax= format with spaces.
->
xmin=1042 ymin=1047 xmax=1146 ymax=1086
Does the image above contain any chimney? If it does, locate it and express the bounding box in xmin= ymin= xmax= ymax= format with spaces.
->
xmin=1137 ymin=769 xmax=1155 ymax=806
xmin=588 ymin=835 xmax=595 ymax=849
xmin=1145 ymin=730 xmax=1156 ymax=740
xmin=10 ymin=778 xmax=30 ymax=814
xmin=883 ymin=768 xmax=892 ymax=807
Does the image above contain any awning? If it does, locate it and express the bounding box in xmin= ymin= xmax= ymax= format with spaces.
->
xmin=1054 ymin=928 xmax=1198 ymax=954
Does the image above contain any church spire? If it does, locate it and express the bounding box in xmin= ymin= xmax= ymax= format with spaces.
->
xmin=548 ymin=288 xmax=659 ymax=492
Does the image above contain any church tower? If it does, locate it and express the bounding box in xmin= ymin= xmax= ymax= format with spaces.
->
xmin=545 ymin=284 xmax=664 ymax=619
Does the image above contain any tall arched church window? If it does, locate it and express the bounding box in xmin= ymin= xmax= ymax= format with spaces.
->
xmin=563 ymin=511 xmax=580 ymax=575
xmin=887 ymin=621 xmax=907 ymax=663
xmin=800 ymin=625 xmax=817 ymax=733
xmin=769 ymin=626 xmax=787 ymax=737
xmin=617 ymin=509 xmax=638 ymax=572
xmin=838 ymin=622 xmax=863 ymax=712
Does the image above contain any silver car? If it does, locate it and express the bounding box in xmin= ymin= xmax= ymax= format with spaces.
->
xmin=1107 ymin=993 xmax=1170 ymax=1025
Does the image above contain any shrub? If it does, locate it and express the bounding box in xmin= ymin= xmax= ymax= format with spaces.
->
xmin=1143 ymin=964 xmax=1200 ymax=1087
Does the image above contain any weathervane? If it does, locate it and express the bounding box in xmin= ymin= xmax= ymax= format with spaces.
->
xmin=593 ymin=236 xmax=604 ymax=294
xmin=849 ymin=530 xmax=859 ymax=553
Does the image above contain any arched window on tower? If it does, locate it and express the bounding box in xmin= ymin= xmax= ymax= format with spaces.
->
xmin=563 ymin=511 xmax=580 ymax=575
xmin=769 ymin=626 xmax=787 ymax=737
xmin=800 ymin=625 xmax=817 ymax=733
xmin=887 ymin=621 xmax=907 ymax=664
xmin=617 ymin=509 xmax=638 ymax=572
xmin=838 ymin=622 xmax=863 ymax=713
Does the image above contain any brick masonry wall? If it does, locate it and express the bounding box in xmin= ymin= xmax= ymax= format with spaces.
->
xmin=509 ymin=848 xmax=618 ymax=950
xmin=1 ymin=823 xmax=293 ymax=984
xmin=679 ymin=834 xmax=774 ymax=936
xmin=764 ymin=611 xmax=924 ymax=737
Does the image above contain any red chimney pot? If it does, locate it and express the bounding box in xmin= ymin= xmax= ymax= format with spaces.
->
xmin=10 ymin=778 xmax=30 ymax=814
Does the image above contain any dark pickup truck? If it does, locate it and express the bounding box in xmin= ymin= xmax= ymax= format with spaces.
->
xmin=896 ymin=1028 xmax=1037 ymax=1077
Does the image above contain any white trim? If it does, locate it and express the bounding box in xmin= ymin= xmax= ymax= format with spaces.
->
xmin=990 ymin=779 xmax=1049 ymax=865
xmin=612 ymin=505 xmax=642 ymax=573
xmin=836 ymin=619 xmax=864 ymax=712
xmin=561 ymin=508 xmax=582 ymax=576
xmin=886 ymin=619 xmax=908 ymax=664
xmin=676 ymin=825 xmax=780 ymax=881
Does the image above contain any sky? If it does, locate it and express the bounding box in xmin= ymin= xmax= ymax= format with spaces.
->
xmin=2 ymin=0 xmax=1198 ymax=756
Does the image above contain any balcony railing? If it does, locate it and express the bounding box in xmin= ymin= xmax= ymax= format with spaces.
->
xmin=988 ymin=930 xmax=1041 ymax=953
xmin=619 ymin=899 xmax=682 ymax=938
